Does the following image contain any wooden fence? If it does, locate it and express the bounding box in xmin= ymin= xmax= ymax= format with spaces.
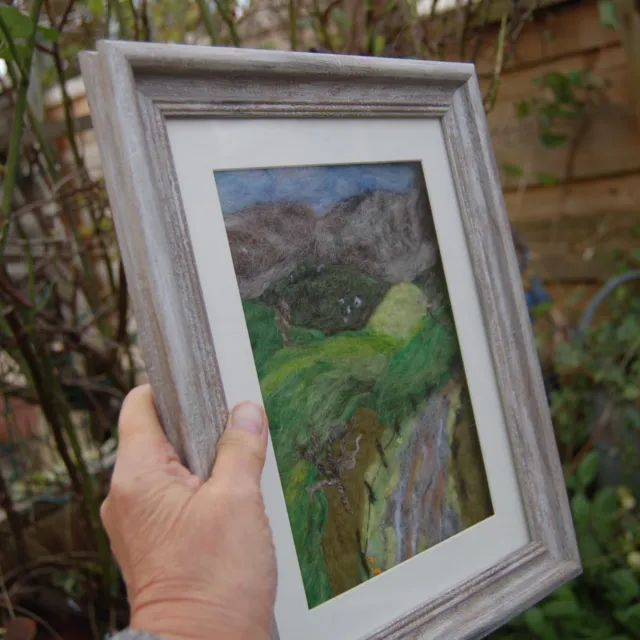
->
xmin=475 ymin=0 xmax=640 ymax=308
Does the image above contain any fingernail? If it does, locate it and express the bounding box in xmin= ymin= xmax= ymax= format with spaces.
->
xmin=230 ymin=402 xmax=265 ymax=435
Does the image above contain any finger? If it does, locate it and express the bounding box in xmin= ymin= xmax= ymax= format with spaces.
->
xmin=210 ymin=401 xmax=268 ymax=490
xmin=115 ymin=384 xmax=174 ymax=469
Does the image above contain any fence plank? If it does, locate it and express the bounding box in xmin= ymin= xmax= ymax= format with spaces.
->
xmin=614 ymin=0 xmax=640 ymax=129
xmin=471 ymin=0 xmax=622 ymax=75
xmin=484 ymin=46 xmax=640 ymax=188
xmin=505 ymin=172 xmax=640 ymax=220
xmin=514 ymin=209 xmax=639 ymax=282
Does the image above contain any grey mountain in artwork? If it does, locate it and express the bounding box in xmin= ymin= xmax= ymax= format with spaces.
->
xmin=225 ymin=188 xmax=438 ymax=299
xmin=224 ymin=201 xmax=317 ymax=299
xmin=314 ymin=189 xmax=438 ymax=284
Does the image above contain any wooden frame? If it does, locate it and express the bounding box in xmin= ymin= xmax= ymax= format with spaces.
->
xmin=79 ymin=41 xmax=580 ymax=640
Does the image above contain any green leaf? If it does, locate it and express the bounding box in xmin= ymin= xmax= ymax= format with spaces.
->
xmin=566 ymin=70 xmax=590 ymax=87
xmin=622 ymin=385 xmax=640 ymax=401
xmin=522 ymin=607 xmax=558 ymax=640
xmin=536 ymin=172 xmax=559 ymax=186
xmin=0 ymin=5 xmax=35 ymax=39
xmin=592 ymin=487 xmax=618 ymax=544
xmin=522 ymin=608 xmax=546 ymax=634
xmin=372 ymin=34 xmax=386 ymax=57
xmin=502 ymin=162 xmax=524 ymax=178
xmin=87 ymin=0 xmax=105 ymax=15
xmin=607 ymin=569 xmax=640 ymax=607
xmin=98 ymin=217 xmax=114 ymax=232
xmin=577 ymin=530 xmax=602 ymax=563
xmin=623 ymin=407 xmax=640 ymax=431
xmin=592 ymin=486 xmax=619 ymax=517
xmin=539 ymin=71 xmax=577 ymax=104
xmin=577 ymin=451 xmax=600 ymax=488
xmin=615 ymin=603 xmax=640 ymax=630
xmin=542 ymin=599 xmax=580 ymax=618
xmin=598 ymin=0 xmax=620 ymax=29
xmin=571 ymin=492 xmax=591 ymax=526
xmin=516 ymin=99 xmax=531 ymax=119
xmin=539 ymin=102 xmax=582 ymax=121
xmin=540 ymin=131 xmax=569 ymax=148
xmin=0 ymin=43 xmax=28 ymax=66
xmin=551 ymin=584 xmax=579 ymax=604
xmin=36 ymin=24 xmax=59 ymax=42
xmin=531 ymin=300 xmax=554 ymax=317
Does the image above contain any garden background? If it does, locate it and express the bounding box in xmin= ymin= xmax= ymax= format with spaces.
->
xmin=0 ymin=0 xmax=639 ymax=637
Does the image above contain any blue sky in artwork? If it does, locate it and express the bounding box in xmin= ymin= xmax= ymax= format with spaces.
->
xmin=214 ymin=162 xmax=422 ymax=216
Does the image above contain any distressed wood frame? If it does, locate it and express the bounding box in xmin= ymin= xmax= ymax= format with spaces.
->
xmin=79 ymin=41 xmax=581 ymax=640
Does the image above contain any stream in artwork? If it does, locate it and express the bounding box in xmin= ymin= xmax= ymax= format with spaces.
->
xmin=214 ymin=161 xmax=494 ymax=608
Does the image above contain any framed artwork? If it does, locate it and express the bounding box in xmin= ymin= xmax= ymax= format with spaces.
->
xmin=79 ymin=42 xmax=581 ymax=640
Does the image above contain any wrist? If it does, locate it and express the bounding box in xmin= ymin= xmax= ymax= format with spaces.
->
xmin=130 ymin=596 xmax=273 ymax=640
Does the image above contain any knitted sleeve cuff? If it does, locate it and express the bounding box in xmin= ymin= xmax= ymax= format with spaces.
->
xmin=109 ymin=629 xmax=165 ymax=640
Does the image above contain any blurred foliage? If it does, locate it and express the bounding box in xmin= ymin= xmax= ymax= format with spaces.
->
xmin=493 ymin=270 xmax=640 ymax=639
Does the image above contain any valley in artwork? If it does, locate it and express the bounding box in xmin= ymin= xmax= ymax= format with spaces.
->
xmin=214 ymin=162 xmax=494 ymax=608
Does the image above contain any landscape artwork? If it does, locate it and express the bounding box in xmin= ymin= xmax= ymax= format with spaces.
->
xmin=214 ymin=162 xmax=494 ymax=609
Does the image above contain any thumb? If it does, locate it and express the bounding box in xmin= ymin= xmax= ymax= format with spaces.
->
xmin=115 ymin=384 xmax=173 ymax=469
xmin=210 ymin=401 xmax=268 ymax=490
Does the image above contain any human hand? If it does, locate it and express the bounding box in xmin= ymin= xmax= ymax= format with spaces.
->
xmin=102 ymin=385 xmax=277 ymax=640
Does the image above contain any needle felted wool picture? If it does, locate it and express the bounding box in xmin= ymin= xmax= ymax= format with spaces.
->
xmin=214 ymin=161 xmax=494 ymax=608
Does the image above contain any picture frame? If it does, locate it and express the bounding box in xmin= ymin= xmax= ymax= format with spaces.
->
xmin=79 ymin=41 xmax=581 ymax=640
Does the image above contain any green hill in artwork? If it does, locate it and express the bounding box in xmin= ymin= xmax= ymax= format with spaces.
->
xmin=242 ymin=266 xmax=488 ymax=608
xmin=259 ymin=263 xmax=390 ymax=335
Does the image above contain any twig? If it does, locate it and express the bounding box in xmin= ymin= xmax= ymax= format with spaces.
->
xmin=470 ymin=0 xmax=496 ymax=62
xmin=214 ymin=0 xmax=240 ymax=46
xmin=398 ymin=0 xmax=425 ymax=59
xmin=141 ymin=0 xmax=151 ymax=41
xmin=108 ymin=0 xmax=130 ymax=39
xmin=482 ymin=13 xmax=507 ymax=113
xmin=87 ymin=591 xmax=101 ymax=640
xmin=127 ymin=0 xmax=140 ymax=40
xmin=0 ymin=0 xmax=45 ymax=260
xmin=58 ymin=0 xmax=76 ymax=30
xmin=2 ymin=552 xmax=101 ymax=586
xmin=196 ymin=0 xmax=219 ymax=44
xmin=312 ymin=0 xmax=336 ymax=50
xmin=45 ymin=21 xmax=118 ymax=330
xmin=0 ymin=467 xmax=28 ymax=566
xmin=115 ymin=259 xmax=129 ymax=345
xmin=2 ymin=60 xmax=60 ymax=181
xmin=0 ymin=307 xmax=84 ymax=499
xmin=346 ymin=0 xmax=363 ymax=53
xmin=567 ymin=401 xmax=614 ymax=476
xmin=58 ymin=376 xmax=126 ymax=401
xmin=0 ymin=560 xmax=15 ymax=619
xmin=559 ymin=111 xmax=591 ymax=188
xmin=507 ymin=0 xmax=540 ymax=48
xmin=458 ymin=0 xmax=474 ymax=59
xmin=288 ymin=0 xmax=298 ymax=50
xmin=0 ymin=304 xmax=111 ymax=588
